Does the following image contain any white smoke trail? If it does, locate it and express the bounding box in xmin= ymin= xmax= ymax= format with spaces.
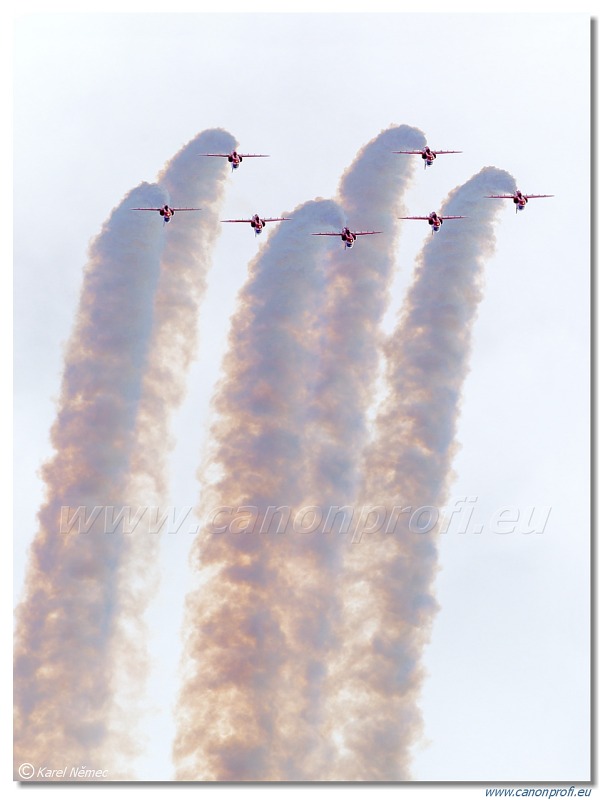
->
xmin=127 ymin=128 xmax=237 ymax=500
xmin=13 ymin=182 xmax=168 ymax=779
xmin=307 ymin=123 xmax=426 ymax=502
xmin=173 ymin=197 xmax=345 ymax=781
xmin=323 ymin=166 xmax=516 ymax=780
xmin=272 ymin=125 xmax=428 ymax=780
xmin=106 ymin=129 xmax=237 ymax=775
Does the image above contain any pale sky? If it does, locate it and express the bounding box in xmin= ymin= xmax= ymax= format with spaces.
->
xmin=8 ymin=4 xmax=594 ymax=798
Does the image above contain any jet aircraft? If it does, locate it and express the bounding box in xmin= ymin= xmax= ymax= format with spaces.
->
xmin=484 ymin=190 xmax=554 ymax=213
xmin=393 ymin=146 xmax=462 ymax=168
xmin=199 ymin=150 xmax=269 ymax=170
xmin=221 ymin=214 xmax=290 ymax=235
xmin=311 ymin=227 xmax=382 ymax=249
xmin=131 ymin=205 xmax=202 ymax=223
xmin=399 ymin=211 xmax=467 ymax=233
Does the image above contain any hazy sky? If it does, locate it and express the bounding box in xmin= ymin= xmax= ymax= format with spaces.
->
xmin=9 ymin=5 xmax=593 ymax=797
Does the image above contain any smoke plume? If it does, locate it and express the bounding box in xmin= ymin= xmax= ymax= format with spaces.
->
xmin=321 ymin=166 xmax=515 ymax=780
xmin=106 ymin=129 xmax=237 ymax=773
xmin=128 ymin=128 xmax=236 ymax=501
xmin=13 ymin=183 xmax=168 ymax=778
xmin=272 ymin=125 xmax=427 ymax=779
xmin=173 ymin=198 xmax=345 ymax=781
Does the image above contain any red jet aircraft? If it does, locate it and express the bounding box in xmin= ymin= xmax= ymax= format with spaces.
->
xmin=199 ymin=150 xmax=270 ymax=170
xmin=221 ymin=214 xmax=290 ymax=235
xmin=131 ymin=205 xmax=202 ymax=223
xmin=393 ymin=146 xmax=462 ymax=168
xmin=312 ymin=227 xmax=382 ymax=249
xmin=399 ymin=211 xmax=467 ymax=233
xmin=485 ymin=190 xmax=554 ymax=213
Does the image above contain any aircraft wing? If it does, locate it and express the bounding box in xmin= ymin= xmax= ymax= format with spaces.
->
xmin=399 ymin=215 xmax=466 ymax=220
xmin=484 ymin=194 xmax=515 ymax=199
xmin=198 ymin=153 xmax=232 ymax=157
xmin=131 ymin=207 xmax=202 ymax=213
xmin=263 ymin=217 xmax=290 ymax=223
xmin=221 ymin=218 xmax=253 ymax=223
xmin=524 ymin=194 xmax=554 ymax=199
xmin=393 ymin=149 xmax=461 ymax=155
xmin=238 ymin=154 xmax=270 ymax=158
xmin=312 ymin=231 xmax=381 ymax=236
